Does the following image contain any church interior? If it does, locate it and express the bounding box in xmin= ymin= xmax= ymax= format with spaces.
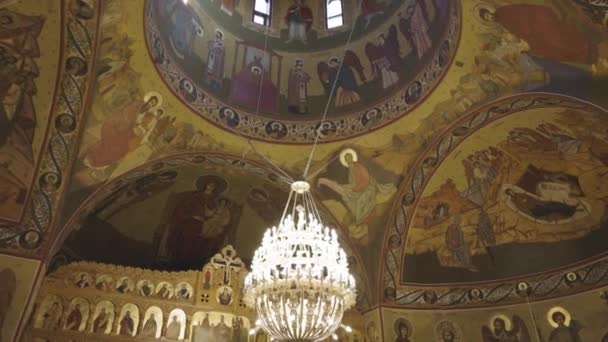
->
xmin=1 ymin=0 xmax=608 ymax=341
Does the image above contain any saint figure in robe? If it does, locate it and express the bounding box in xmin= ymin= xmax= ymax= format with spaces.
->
xmin=64 ymin=304 xmax=82 ymax=331
xmin=287 ymin=59 xmax=310 ymax=114
xmin=166 ymin=316 xmax=182 ymax=340
xmin=119 ymin=311 xmax=134 ymax=336
xmin=141 ymin=313 xmax=158 ymax=337
xmin=206 ymin=30 xmax=225 ymax=91
xmin=93 ymin=308 xmax=110 ymax=334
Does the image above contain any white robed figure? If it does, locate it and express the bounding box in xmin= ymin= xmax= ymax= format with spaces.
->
xmin=411 ymin=2 xmax=432 ymax=59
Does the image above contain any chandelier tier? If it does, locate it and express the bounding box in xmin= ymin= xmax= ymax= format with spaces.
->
xmin=243 ymin=181 xmax=357 ymax=341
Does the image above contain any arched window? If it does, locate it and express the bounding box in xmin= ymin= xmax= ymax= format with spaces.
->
xmin=253 ymin=0 xmax=272 ymax=26
xmin=326 ymin=0 xmax=344 ymax=29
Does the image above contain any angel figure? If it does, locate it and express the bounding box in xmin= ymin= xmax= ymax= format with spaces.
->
xmin=481 ymin=314 xmax=530 ymax=342
xmin=547 ymin=307 xmax=582 ymax=342
xmin=365 ymin=25 xmax=401 ymax=89
xmin=317 ymin=51 xmax=366 ymax=108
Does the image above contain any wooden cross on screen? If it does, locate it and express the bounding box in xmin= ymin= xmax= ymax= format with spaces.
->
xmin=211 ymin=245 xmax=243 ymax=286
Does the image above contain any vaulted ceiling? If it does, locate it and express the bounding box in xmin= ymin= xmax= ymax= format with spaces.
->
xmin=1 ymin=0 xmax=607 ymax=313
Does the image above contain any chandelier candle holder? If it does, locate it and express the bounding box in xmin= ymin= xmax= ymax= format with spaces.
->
xmin=244 ymin=181 xmax=357 ymax=342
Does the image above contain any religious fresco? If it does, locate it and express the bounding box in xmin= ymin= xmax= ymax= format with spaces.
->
xmin=145 ymin=0 xmax=461 ymax=142
xmin=378 ymin=288 xmax=608 ymax=341
xmin=0 ymin=254 xmax=39 ymax=342
xmin=63 ymin=162 xmax=289 ymax=271
xmin=25 ymin=248 xmax=366 ymax=342
xmin=414 ymin=0 xmax=608 ymax=151
xmin=0 ymin=0 xmax=100 ymax=255
xmin=0 ymin=1 xmax=58 ymax=223
xmin=313 ymin=147 xmax=401 ymax=299
xmin=399 ymin=104 xmax=608 ymax=285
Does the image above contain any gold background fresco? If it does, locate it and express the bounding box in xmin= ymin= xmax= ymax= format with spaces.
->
xmin=0 ymin=0 xmax=607 ymax=340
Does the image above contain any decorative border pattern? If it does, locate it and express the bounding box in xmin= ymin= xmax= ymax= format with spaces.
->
xmin=574 ymin=0 xmax=608 ymax=29
xmin=52 ymin=152 xmax=372 ymax=311
xmin=0 ymin=0 xmax=101 ymax=257
xmin=143 ymin=1 xmax=462 ymax=143
xmin=380 ymin=94 xmax=608 ymax=309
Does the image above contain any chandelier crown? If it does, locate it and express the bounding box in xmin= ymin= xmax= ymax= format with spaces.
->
xmin=244 ymin=181 xmax=356 ymax=341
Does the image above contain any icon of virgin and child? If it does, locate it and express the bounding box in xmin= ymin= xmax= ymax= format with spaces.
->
xmin=157 ymin=175 xmax=237 ymax=269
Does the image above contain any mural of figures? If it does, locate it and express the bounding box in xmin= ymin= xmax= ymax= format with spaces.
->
xmin=34 ymin=295 xmax=62 ymax=330
xmin=137 ymin=279 xmax=155 ymax=297
xmin=95 ymin=274 xmax=112 ymax=291
xmin=83 ymin=92 xmax=164 ymax=173
xmin=317 ymin=52 xmax=366 ymax=107
xmin=0 ymin=6 xmax=47 ymax=221
xmin=116 ymin=303 xmax=139 ymax=336
xmin=63 ymin=297 xmax=89 ymax=332
xmin=547 ymin=307 xmax=582 ymax=342
xmin=163 ymin=0 xmax=204 ymax=59
xmin=141 ymin=306 xmax=163 ymax=339
xmin=115 ymin=276 xmax=134 ymax=294
xmin=229 ymin=45 xmax=280 ymax=113
xmin=205 ymin=29 xmax=225 ymax=92
xmin=481 ymin=314 xmax=530 ymax=342
xmin=394 ymin=318 xmax=413 ymax=342
xmin=285 ymin=0 xmax=313 ymax=44
xmin=192 ymin=312 xmax=249 ymax=342
xmin=90 ymin=300 xmax=114 ymax=335
xmin=287 ymin=58 xmax=311 ymax=114
xmin=317 ymin=148 xmax=397 ymax=244
xmin=365 ymin=25 xmax=401 ymax=89
xmin=478 ymin=4 xmax=590 ymax=65
xmin=435 ymin=320 xmax=462 ymax=342
xmin=160 ymin=175 xmax=235 ymax=269
xmin=360 ymin=0 xmax=385 ymax=29
xmin=155 ymin=281 xmax=174 ymax=299
xmin=191 ymin=312 xmax=214 ymax=342
xmin=398 ymin=1 xmax=432 ymax=59
xmin=404 ymin=107 xmax=608 ymax=284
xmin=166 ymin=309 xmax=186 ymax=340
xmin=144 ymin=0 xmax=458 ymax=142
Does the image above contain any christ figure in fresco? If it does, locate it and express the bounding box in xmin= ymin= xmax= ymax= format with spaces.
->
xmin=317 ymin=149 xmax=396 ymax=243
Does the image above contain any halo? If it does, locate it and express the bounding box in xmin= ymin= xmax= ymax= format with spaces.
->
xmin=251 ymin=66 xmax=262 ymax=73
xmin=339 ymin=148 xmax=358 ymax=167
xmin=490 ymin=314 xmax=512 ymax=331
xmin=144 ymin=91 xmax=163 ymax=110
xmin=473 ymin=2 xmax=497 ymax=26
xmin=435 ymin=320 xmax=462 ymax=340
xmin=547 ymin=306 xmax=571 ymax=328
xmin=393 ymin=318 xmax=412 ymax=337
xmin=195 ymin=175 xmax=228 ymax=195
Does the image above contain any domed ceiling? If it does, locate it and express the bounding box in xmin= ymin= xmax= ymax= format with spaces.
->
xmin=7 ymin=0 xmax=604 ymax=313
xmin=144 ymin=0 xmax=460 ymax=142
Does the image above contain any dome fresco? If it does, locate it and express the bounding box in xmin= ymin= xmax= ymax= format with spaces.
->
xmin=145 ymin=0 xmax=461 ymax=142
xmin=1 ymin=0 xmax=608 ymax=340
